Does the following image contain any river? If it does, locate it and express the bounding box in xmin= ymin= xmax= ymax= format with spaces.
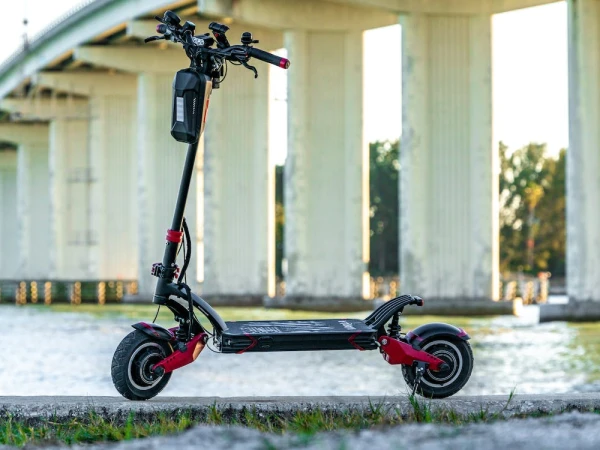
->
xmin=0 ymin=302 xmax=598 ymax=397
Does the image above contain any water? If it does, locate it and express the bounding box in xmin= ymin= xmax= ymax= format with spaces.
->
xmin=0 ymin=302 xmax=599 ymax=397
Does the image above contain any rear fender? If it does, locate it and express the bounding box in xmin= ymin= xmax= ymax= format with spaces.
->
xmin=132 ymin=322 xmax=175 ymax=342
xmin=406 ymin=322 xmax=469 ymax=350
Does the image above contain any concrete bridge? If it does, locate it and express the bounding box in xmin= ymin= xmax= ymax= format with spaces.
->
xmin=0 ymin=0 xmax=596 ymax=317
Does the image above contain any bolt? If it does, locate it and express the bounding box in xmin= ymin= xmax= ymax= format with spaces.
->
xmin=382 ymin=338 xmax=388 ymax=345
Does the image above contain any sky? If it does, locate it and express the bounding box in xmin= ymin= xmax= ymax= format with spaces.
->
xmin=2 ymin=1 xmax=568 ymax=164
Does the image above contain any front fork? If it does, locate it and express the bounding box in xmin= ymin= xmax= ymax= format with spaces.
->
xmin=152 ymin=332 xmax=209 ymax=376
xmin=378 ymin=336 xmax=448 ymax=395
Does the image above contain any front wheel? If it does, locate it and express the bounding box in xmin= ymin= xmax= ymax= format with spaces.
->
xmin=402 ymin=337 xmax=474 ymax=399
xmin=111 ymin=330 xmax=173 ymax=400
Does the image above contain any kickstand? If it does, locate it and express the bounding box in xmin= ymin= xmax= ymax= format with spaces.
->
xmin=412 ymin=361 xmax=429 ymax=396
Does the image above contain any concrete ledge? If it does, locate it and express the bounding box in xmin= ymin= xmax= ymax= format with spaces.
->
xmin=122 ymin=294 xmax=264 ymax=307
xmin=265 ymin=296 xmax=373 ymax=312
xmin=201 ymin=295 xmax=264 ymax=307
xmin=374 ymin=297 xmax=522 ymax=316
xmin=540 ymin=300 xmax=600 ymax=322
xmin=122 ymin=294 xmax=151 ymax=304
xmin=1 ymin=394 xmax=599 ymax=421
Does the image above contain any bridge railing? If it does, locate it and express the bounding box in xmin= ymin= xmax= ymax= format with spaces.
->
xmin=0 ymin=279 xmax=137 ymax=305
xmin=0 ymin=273 xmax=552 ymax=305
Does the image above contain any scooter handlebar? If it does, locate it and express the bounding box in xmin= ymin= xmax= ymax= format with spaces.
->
xmin=247 ymin=47 xmax=290 ymax=69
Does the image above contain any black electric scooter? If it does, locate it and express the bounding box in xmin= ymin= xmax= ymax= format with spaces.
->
xmin=111 ymin=11 xmax=474 ymax=400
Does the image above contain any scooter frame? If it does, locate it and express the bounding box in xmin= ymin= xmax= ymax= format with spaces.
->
xmin=111 ymin=11 xmax=474 ymax=400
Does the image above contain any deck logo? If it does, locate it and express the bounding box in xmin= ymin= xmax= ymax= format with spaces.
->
xmin=338 ymin=320 xmax=356 ymax=331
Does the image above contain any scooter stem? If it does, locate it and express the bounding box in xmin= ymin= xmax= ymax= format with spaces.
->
xmin=162 ymin=140 xmax=200 ymax=272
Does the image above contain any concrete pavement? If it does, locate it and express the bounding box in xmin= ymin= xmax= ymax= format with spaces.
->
xmin=1 ymin=394 xmax=599 ymax=420
xmin=2 ymin=395 xmax=600 ymax=450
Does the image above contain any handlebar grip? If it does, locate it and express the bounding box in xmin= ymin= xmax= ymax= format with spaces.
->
xmin=248 ymin=47 xmax=290 ymax=69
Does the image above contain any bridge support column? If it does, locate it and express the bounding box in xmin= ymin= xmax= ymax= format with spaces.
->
xmin=48 ymin=115 xmax=91 ymax=280
xmin=136 ymin=72 xmax=200 ymax=297
xmin=87 ymin=93 xmax=137 ymax=281
xmin=34 ymin=73 xmax=139 ymax=282
xmin=0 ymin=150 xmax=17 ymax=279
xmin=65 ymin=48 xmax=199 ymax=297
xmin=399 ymin=14 xmax=509 ymax=315
xmin=269 ymin=30 xmax=370 ymax=311
xmin=0 ymin=123 xmax=51 ymax=279
xmin=542 ymin=0 xmax=600 ymax=321
xmin=202 ymin=66 xmax=274 ymax=305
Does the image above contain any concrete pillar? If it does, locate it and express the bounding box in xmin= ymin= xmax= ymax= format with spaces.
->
xmin=72 ymin=48 xmax=199 ymax=297
xmin=399 ymin=14 xmax=501 ymax=306
xmin=541 ymin=0 xmax=600 ymax=321
xmin=88 ymin=93 xmax=137 ymax=280
xmin=48 ymin=113 xmax=91 ymax=279
xmin=566 ymin=0 xmax=600 ymax=302
xmin=136 ymin=72 xmax=201 ymax=297
xmin=35 ymin=73 xmax=139 ymax=281
xmin=0 ymin=123 xmax=51 ymax=279
xmin=277 ymin=30 xmax=369 ymax=310
xmin=1 ymin=98 xmax=92 ymax=281
xmin=202 ymin=63 xmax=274 ymax=304
xmin=0 ymin=150 xmax=18 ymax=279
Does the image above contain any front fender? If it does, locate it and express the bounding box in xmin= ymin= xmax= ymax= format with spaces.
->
xmin=132 ymin=322 xmax=175 ymax=341
xmin=405 ymin=322 xmax=469 ymax=350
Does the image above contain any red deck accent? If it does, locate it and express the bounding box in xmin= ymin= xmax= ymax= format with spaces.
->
xmin=378 ymin=336 xmax=444 ymax=371
xmin=236 ymin=334 xmax=258 ymax=354
xmin=348 ymin=332 xmax=364 ymax=351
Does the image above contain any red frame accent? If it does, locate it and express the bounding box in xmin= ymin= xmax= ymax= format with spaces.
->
xmin=348 ymin=332 xmax=364 ymax=351
xmin=378 ymin=336 xmax=445 ymax=371
xmin=203 ymin=98 xmax=210 ymax=124
xmin=152 ymin=333 xmax=207 ymax=374
xmin=406 ymin=331 xmax=423 ymax=343
xmin=236 ymin=334 xmax=258 ymax=354
xmin=166 ymin=229 xmax=184 ymax=243
xmin=140 ymin=322 xmax=162 ymax=339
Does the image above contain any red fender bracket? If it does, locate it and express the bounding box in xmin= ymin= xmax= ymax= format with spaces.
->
xmin=378 ymin=336 xmax=445 ymax=371
xmin=152 ymin=333 xmax=207 ymax=374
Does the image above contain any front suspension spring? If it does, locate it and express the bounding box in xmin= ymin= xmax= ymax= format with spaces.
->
xmin=387 ymin=313 xmax=401 ymax=339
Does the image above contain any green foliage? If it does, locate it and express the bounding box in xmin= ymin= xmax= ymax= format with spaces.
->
xmin=273 ymin=139 xmax=566 ymax=279
xmin=369 ymin=140 xmax=400 ymax=276
xmin=499 ymin=142 xmax=566 ymax=275
xmin=275 ymin=165 xmax=285 ymax=278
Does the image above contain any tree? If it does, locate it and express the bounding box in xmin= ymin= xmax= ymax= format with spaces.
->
xmin=499 ymin=142 xmax=566 ymax=276
xmin=534 ymin=148 xmax=566 ymax=276
xmin=369 ymin=140 xmax=400 ymax=276
xmin=275 ymin=165 xmax=284 ymax=278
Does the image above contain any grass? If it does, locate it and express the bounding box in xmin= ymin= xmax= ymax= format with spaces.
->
xmin=3 ymin=391 xmax=599 ymax=447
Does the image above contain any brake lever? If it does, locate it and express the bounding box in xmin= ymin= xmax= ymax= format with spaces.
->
xmin=144 ymin=36 xmax=164 ymax=43
xmin=239 ymin=59 xmax=258 ymax=78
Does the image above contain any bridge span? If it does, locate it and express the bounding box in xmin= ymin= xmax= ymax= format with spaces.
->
xmin=0 ymin=0 xmax=597 ymax=318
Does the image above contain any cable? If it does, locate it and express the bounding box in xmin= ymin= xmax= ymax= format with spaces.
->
xmin=179 ymin=218 xmax=192 ymax=282
xmin=152 ymin=305 xmax=161 ymax=323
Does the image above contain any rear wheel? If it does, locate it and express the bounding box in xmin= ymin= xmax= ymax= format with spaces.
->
xmin=111 ymin=330 xmax=173 ymax=400
xmin=402 ymin=337 xmax=473 ymax=399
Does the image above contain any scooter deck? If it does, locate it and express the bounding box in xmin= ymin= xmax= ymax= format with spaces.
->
xmin=220 ymin=319 xmax=378 ymax=353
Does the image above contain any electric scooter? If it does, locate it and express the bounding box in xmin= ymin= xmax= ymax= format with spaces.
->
xmin=111 ymin=11 xmax=474 ymax=401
